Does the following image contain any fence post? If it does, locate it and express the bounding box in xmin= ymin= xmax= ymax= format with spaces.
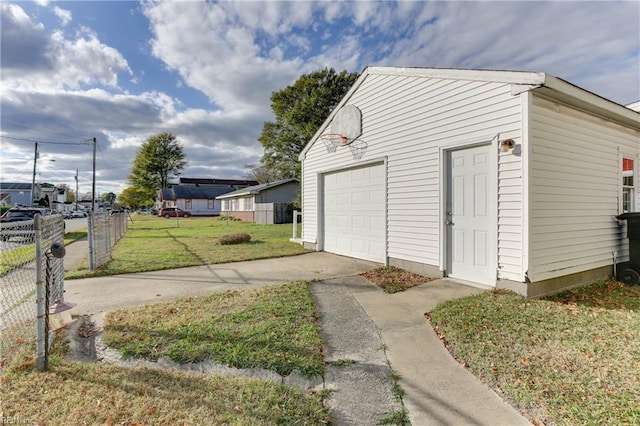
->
xmin=292 ymin=210 xmax=299 ymax=239
xmin=105 ymin=214 xmax=112 ymax=259
xmin=34 ymin=214 xmax=47 ymax=371
xmin=88 ymin=212 xmax=95 ymax=271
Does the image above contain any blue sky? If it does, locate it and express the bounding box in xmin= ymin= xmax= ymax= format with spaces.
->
xmin=1 ymin=0 xmax=639 ymax=197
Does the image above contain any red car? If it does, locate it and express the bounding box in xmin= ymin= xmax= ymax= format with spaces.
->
xmin=158 ymin=207 xmax=190 ymax=218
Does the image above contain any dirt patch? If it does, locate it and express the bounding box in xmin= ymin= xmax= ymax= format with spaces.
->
xmin=361 ymin=266 xmax=436 ymax=293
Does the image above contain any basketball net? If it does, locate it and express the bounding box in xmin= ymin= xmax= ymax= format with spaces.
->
xmin=319 ymin=133 xmax=348 ymax=153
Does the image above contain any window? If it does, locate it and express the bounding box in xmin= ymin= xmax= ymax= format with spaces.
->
xmin=622 ymin=157 xmax=635 ymax=213
xmin=244 ymin=197 xmax=253 ymax=211
xmin=185 ymin=199 xmax=192 ymax=210
xmin=207 ymin=199 xmax=214 ymax=209
xmin=231 ymin=199 xmax=238 ymax=211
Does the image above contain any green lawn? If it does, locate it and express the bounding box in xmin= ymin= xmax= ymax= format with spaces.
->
xmin=1 ymin=358 xmax=328 ymax=425
xmin=0 ymin=230 xmax=86 ymax=276
xmin=0 ymin=282 xmax=329 ymax=425
xmin=428 ymin=280 xmax=640 ymax=425
xmin=66 ymin=216 xmax=308 ymax=278
xmin=103 ymin=281 xmax=325 ymax=378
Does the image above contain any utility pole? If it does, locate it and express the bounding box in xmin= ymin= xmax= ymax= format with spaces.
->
xmin=30 ymin=142 xmax=39 ymax=206
xmin=74 ymin=169 xmax=79 ymax=211
xmin=91 ymin=137 xmax=96 ymax=212
xmin=88 ymin=137 xmax=97 ymax=272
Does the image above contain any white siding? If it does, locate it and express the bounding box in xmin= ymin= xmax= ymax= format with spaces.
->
xmin=529 ymin=95 xmax=640 ymax=281
xmin=184 ymin=198 xmax=221 ymax=216
xmin=302 ymin=73 xmax=523 ymax=276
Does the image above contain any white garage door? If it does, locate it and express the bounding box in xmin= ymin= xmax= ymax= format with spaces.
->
xmin=323 ymin=163 xmax=386 ymax=263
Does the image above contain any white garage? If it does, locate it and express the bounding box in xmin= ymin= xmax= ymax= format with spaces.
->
xmin=299 ymin=67 xmax=639 ymax=297
xmin=322 ymin=163 xmax=386 ymax=263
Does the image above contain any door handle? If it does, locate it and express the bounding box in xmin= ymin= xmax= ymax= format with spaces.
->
xmin=446 ymin=219 xmax=454 ymax=226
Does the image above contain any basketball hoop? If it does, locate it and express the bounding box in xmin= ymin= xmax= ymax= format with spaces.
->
xmin=319 ymin=133 xmax=347 ymax=153
xmin=349 ymin=139 xmax=367 ymax=160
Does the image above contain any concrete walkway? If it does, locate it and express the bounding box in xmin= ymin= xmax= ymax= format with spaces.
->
xmin=62 ymin=240 xmax=530 ymax=425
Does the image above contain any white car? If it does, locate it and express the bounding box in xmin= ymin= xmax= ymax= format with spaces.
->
xmin=70 ymin=211 xmax=87 ymax=218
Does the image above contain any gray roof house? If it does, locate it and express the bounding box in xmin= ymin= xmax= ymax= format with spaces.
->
xmin=0 ymin=183 xmax=41 ymax=207
xmin=157 ymin=186 xmax=234 ymax=216
xmin=157 ymin=178 xmax=259 ymax=216
xmin=216 ymin=178 xmax=299 ymax=223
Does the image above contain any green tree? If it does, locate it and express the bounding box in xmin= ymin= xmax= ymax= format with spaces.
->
xmin=259 ymin=68 xmax=359 ymax=180
xmin=101 ymin=192 xmax=117 ymax=205
xmin=129 ymin=133 xmax=187 ymax=190
xmin=118 ymin=186 xmax=156 ymax=210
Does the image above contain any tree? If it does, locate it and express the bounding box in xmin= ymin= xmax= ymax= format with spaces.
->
xmin=244 ymin=163 xmax=270 ymax=184
xmin=102 ymin=192 xmax=117 ymax=205
xmin=259 ymin=68 xmax=359 ymax=180
xmin=118 ymin=186 xmax=156 ymax=210
xmin=129 ymin=133 xmax=187 ymax=190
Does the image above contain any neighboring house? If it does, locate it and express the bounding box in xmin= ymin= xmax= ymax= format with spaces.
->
xmin=157 ymin=185 xmax=231 ymax=216
xmin=217 ymin=178 xmax=299 ymax=223
xmin=157 ymin=178 xmax=259 ymax=216
xmin=41 ymin=186 xmax=69 ymax=212
xmin=0 ymin=182 xmax=41 ymax=207
xmin=298 ymin=66 xmax=640 ymax=298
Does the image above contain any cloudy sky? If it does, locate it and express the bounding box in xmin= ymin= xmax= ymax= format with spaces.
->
xmin=1 ymin=1 xmax=639 ymax=198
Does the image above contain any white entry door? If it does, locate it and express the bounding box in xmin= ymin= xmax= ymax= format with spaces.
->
xmin=446 ymin=145 xmax=495 ymax=285
xmin=323 ymin=163 xmax=386 ymax=263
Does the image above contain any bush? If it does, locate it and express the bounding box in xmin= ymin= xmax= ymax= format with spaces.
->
xmin=217 ymin=214 xmax=241 ymax=221
xmin=219 ymin=233 xmax=251 ymax=245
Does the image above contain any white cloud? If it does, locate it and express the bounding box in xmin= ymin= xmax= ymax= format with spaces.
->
xmin=1 ymin=4 xmax=131 ymax=91
xmin=53 ymin=5 xmax=71 ymax=26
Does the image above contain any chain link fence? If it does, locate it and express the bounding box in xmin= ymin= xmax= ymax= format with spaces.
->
xmin=88 ymin=211 xmax=128 ymax=271
xmin=0 ymin=214 xmax=65 ymax=370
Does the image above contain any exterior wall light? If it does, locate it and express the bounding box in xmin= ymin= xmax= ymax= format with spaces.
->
xmin=500 ymin=139 xmax=515 ymax=152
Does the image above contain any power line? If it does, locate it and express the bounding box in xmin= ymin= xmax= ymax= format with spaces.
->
xmin=0 ymin=135 xmax=90 ymax=145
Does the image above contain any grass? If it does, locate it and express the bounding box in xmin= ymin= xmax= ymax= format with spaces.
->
xmin=63 ymin=230 xmax=87 ymax=246
xmin=66 ymin=216 xmax=308 ymax=279
xmin=0 ymin=282 xmax=330 ymax=424
xmin=1 ymin=350 xmax=329 ymax=425
xmin=0 ymin=230 xmax=86 ymax=276
xmin=0 ymin=243 xmax=35 ymax=275
xmin=102 ymin=281 xmax=325 ymax=378
xmin=427 ymin=279 xmax=640 ymax=425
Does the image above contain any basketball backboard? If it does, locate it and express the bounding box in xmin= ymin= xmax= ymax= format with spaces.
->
xmin=331 ymin=105 xmax=362 ymax=142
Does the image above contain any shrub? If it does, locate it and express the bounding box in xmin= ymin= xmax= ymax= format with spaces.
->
xmin=219 ymin=233 xmax=251 ymax=245
xmin=217 ymin=214 xmax=241 ymax=221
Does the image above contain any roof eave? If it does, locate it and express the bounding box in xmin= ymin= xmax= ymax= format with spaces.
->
xmin=537 ymin=75 xmax=640 ymax=128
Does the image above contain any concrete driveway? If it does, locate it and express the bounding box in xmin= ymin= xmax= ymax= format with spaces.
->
xmin=64 ymin=252 xmax=379 ymax=316
xmin=63 ymin=249 xmax=530 ymax=425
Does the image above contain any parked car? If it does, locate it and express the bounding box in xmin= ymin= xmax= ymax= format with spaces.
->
xmin=158 ymin=207 xmax=190 ymax=218
xmin=0 ymin=208 xmax=50 ymax=223
xmin=70 ymin=211 xmax=87 ymax=218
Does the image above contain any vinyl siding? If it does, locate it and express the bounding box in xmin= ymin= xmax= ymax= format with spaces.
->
xmin=528 ymin=95 xmax=640 ymax=282
xmin=254 ymin=183 xmax=298 ymax=204
xmin=302 ymin=73 xmax=523 ymax=275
